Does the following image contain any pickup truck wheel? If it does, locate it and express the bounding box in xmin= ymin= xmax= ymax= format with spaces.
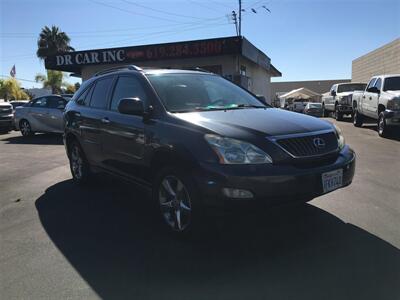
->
xmin=378 ymin=112 xmax=389 ymax=137
xmin=335 ymin=107 xmax=343 ymax=121
xmin=353 ymin=110 xmax=363 ymax=127
xmin=68 ymin=140 xmax=92 ymax=184
xmin=154 ymin=167 xmax=203 ymax=236
xmin=322 ymin=105 xmax=328 ymax=117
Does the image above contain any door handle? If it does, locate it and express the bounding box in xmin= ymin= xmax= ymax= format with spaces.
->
xmin=101 ymin=117 xmax=110 ymax=124
xmin=362 ymin=95 xmax=365 ymax=99
xmin=75 ymin=112 xmax=81 ymax=117
xmin=369 ymin=97 xmax=372 ymax=100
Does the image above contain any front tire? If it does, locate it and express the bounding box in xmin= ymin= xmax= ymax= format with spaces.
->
xmin=153 ymin=167 xmax=202 ymax=236
xmin=20 ymin=120 xmax=33 ymax=137
xmin=378 ymin=112 xmax=389 ymax=137
xmin=68 ymin=140 xmax=92 ymax=184
xmin=353 ymin=110 xmax=363 ymax=127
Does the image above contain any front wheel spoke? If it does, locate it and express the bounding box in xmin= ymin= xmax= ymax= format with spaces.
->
xmin=175 ymin=209 xmax=182 ymax=230
xmin=180 ymin=201 xmax=191 ymax=211
xmin=162 ymin=180 xmax=176 ymax=197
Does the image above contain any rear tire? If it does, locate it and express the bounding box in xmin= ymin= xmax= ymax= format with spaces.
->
xmin=353 ymin=110 xmax=363 ymax=127
xmin=68 ymin=140 xmax=92 ymax=184
xmin=335 ymin=106 xmax=343 ymax=121
xmin=20 ymin=120 xmax=33 ymax=137
xmin=153 ymin=167 xmax=204 ymax=237
xmin=322 ymin=104 xmax=328 ymax=117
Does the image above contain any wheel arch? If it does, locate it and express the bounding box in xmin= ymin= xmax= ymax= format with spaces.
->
xmin=378 ymin=104 xmax=386 ymax=114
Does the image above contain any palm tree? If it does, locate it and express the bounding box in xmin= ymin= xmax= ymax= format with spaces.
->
xmin=35 ymin=70 xmax=66 ymax=94
xmin=36 ymin=25 xmax=74 ymax=60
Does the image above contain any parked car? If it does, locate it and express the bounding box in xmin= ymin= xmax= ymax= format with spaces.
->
xmin=352 ymin=74 xmax=400 ymax=137
xmin=292 ymin=100 xmax=306 ymax=113
xmin=0 ymin=102 xmax=13 ymax=133
xmin=322 ymin=83 xmax=367 ymax=120
xmin=304 ymin=102 xmax=323 ymax=117
xmin=10 ymin=100 xmax=30 ymax=129
xmin=14 ymin=95 xmax=68 ymax=136
xmin=64 ymin=66 xmax=356 ymax=235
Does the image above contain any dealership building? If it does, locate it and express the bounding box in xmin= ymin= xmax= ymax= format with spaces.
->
xmin=352 ymin=38 xmax=400 ymax=83
xmin=45 ymin=36 xmax=281 ymax=103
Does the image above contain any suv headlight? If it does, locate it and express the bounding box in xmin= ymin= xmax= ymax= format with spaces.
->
xmin=333 ymin=124 xmax=345 ymax=150
xmin=205 ymin=134 xmax=272 ymax=164
xmin=387 ymin=98 xmax=400 ymax=110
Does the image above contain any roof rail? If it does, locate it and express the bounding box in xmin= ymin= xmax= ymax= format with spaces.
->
xmin=94 ymin=65 xmax=142 ymax=76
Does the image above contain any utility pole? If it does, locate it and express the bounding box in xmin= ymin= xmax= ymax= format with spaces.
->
xmin=231 ymin=10 xmax=238 ymax=36
xmin=238 ymin=0 xmax=242 ymax=36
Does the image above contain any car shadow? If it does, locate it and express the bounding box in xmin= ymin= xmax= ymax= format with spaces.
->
xmin=1 ymin=133 xmax=63 ymax=145
xmin=35 ymin=180 xmax=400 ymax=300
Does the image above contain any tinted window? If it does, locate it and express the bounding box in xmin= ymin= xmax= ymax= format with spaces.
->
xmin=90 ymin=77 xmax=113 ymax=109
xmin=32 ymin=97 xmax=47 ymax=108
xmin=76 ymin=85 xmax=93 ymax=106
xmin=110 ymin=76 xmax=147 ymax=111
xmin=47 ymin=97 xmax=66 ymax=109
xmin=374 ymin=78 xmax=382 ymax=90
xmin=383 ymin=76 xmax=400 ymax=91
xmin=337 ymin=84 xmax=367 ymax=93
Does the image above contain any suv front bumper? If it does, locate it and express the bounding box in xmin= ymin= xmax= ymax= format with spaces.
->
xmin=194 ymin=146 xmax=355 ymax=210
xmin=384 ymin=110 xmax=400 ymax=126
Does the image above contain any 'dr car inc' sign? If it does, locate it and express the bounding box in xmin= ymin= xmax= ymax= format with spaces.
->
xmin=45 ymin=37 xmax=242 ymax=72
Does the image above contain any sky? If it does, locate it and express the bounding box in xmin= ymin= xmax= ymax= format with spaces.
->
xmin=0 ymin=0 xmax=399 ymax=89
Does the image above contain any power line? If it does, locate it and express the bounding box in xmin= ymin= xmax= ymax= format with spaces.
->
xmin=121 ymin=0 xmax=215 ymax=20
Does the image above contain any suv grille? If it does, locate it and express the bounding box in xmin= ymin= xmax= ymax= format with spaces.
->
xmin=0 ymin=107 xmax=11 ymax=113
xmin=276 ymin=132 xmax=338 ymax=158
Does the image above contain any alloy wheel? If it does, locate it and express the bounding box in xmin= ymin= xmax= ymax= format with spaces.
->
xmin=378 ymin=114 xmax=385 ymax=136
xmin=70 ymin=144 xmax=83 ymax=180
xmin=159 ymin=175 xmax=192 ymax=232
xmin=20 ymin=121 xmax=31 ymax=136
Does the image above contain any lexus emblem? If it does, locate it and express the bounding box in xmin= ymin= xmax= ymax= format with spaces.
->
xmin=313 ymin=137 xmax=326 ymax=149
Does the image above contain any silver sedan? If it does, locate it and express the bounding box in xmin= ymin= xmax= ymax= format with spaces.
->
xmin=14 ymin=95 xmax=68 ymax=136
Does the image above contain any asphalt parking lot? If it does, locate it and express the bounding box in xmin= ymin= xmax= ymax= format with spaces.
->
xmin=0 ymin=118 xmax=399 ymax=300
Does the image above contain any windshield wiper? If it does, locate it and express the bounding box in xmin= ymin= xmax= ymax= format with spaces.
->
xmin=235 ymin=104 xmax=266 ymax=108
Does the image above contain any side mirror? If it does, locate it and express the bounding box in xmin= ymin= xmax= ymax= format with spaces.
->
xmin=331 ymin=90 xmax=336 ymax=97
xmin=118 ymin=97 xmax=144 ymax=116
xmin=367 ymin=86 xmax=380 ymax=94
xmin=256 ymin=95 xmax=266 ymax=104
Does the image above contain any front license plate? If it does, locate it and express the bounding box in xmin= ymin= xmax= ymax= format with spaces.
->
xmin=322 ymin=169 xmax=343 ymax=193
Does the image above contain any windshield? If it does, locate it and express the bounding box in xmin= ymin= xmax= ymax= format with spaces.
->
xmin=147 ymin=73 xmax=267 ymax=112
xmin=337 ymin=83 xmax=367 ymax=93
xmin=383 ymin=76 xmax=400 ymax=91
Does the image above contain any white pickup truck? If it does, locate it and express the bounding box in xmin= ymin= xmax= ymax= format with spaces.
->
xmin=352 ymin=74 xmax=400 ymax=137
xmin=322 ymin=83 xmax=366 ymax=120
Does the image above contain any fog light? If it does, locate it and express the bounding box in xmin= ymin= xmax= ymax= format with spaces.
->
xmin=222 ymin=188 xmax=254 ymax=199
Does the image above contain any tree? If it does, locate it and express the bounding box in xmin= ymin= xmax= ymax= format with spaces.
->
xmin=0 ymin=78 xmax=29 ymax=101
xmin=35 ymin=70 xmax=66 ymax=94
xmin=64 ymin=84 xmax=76 ymax=94
xmin=36 ymin=25 xmax=74 ymax=61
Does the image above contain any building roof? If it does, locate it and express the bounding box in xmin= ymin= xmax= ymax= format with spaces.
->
xmin=44 ymin=36 xmax=281 ymax=77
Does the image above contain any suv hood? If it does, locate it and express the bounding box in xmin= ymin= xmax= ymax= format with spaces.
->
xmin=384 ymin=90 xmax=400 ymax=98
xmin=173 ymin=108 xmax=333 ymax=137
